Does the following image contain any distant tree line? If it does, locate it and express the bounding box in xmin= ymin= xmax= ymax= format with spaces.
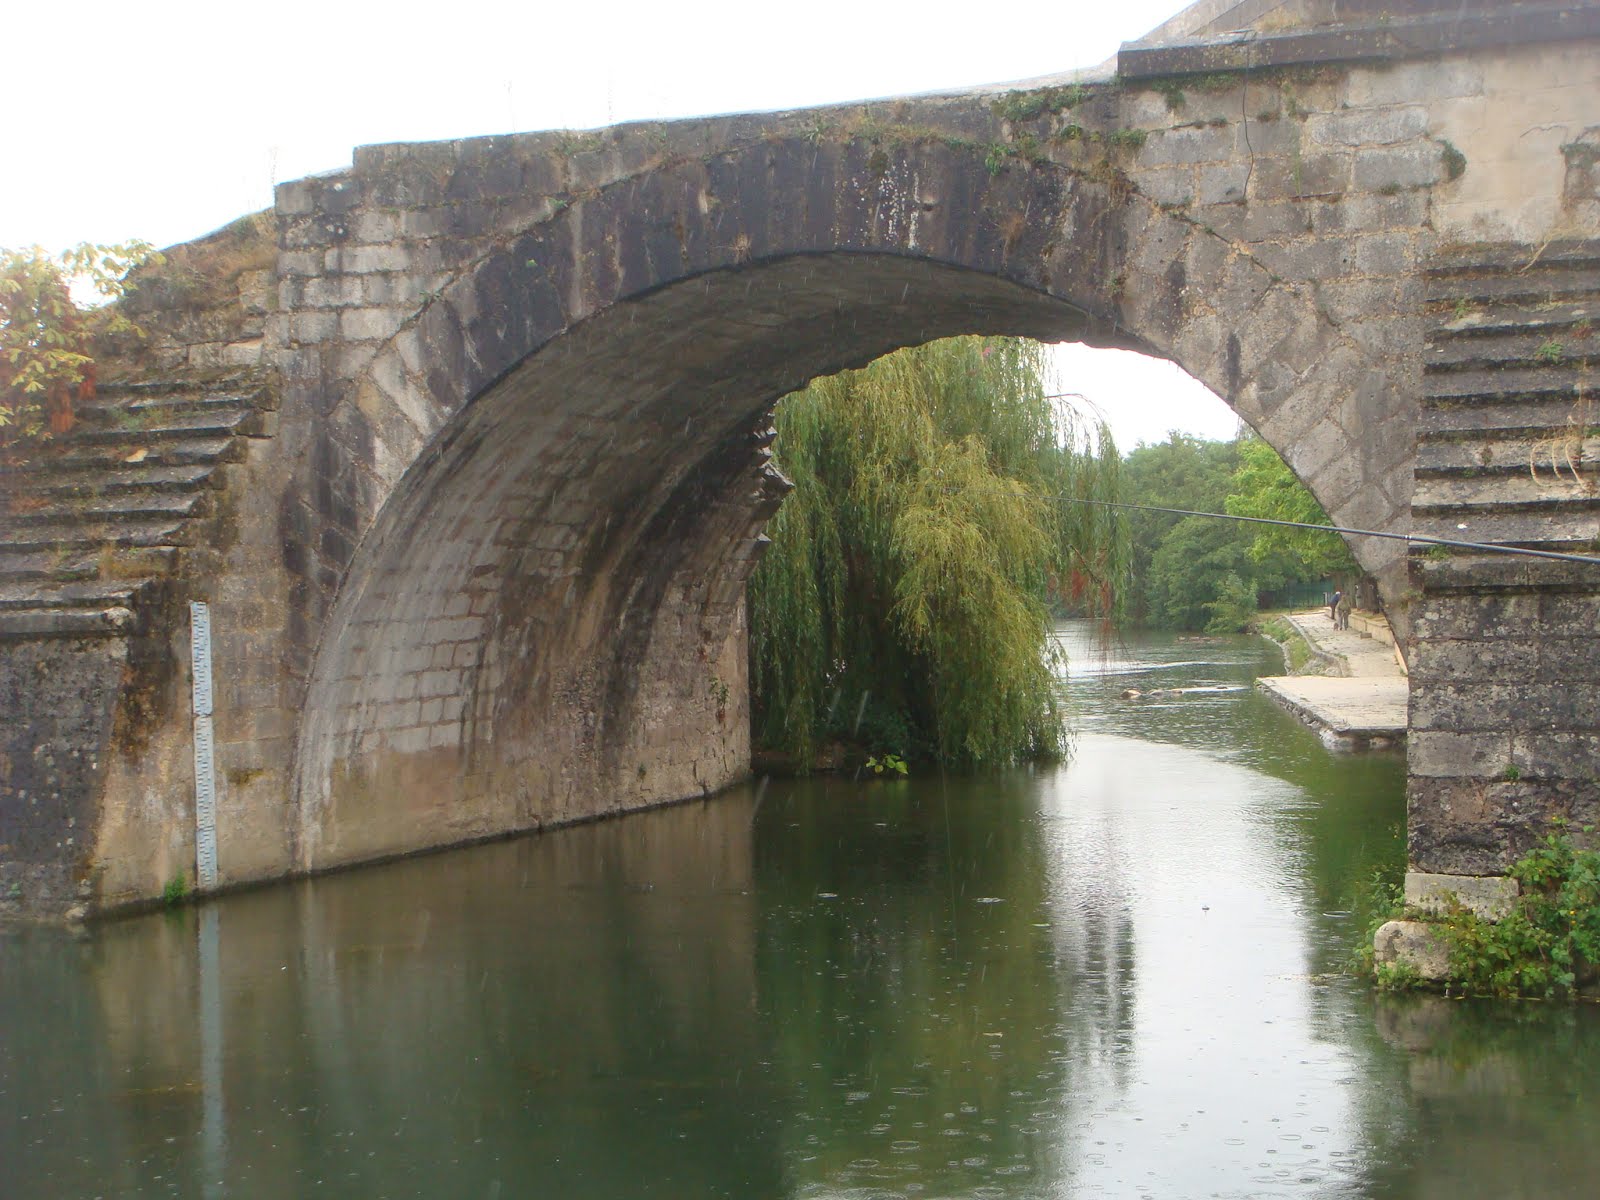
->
xmin=1121 ymin=432 xmax=1353 ymax=632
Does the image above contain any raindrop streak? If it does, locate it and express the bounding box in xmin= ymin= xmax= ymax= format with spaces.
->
xmin=749 ymin=774 xmax=771 ymax=827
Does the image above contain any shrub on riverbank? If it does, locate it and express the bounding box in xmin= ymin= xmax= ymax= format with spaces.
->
xmin=1359 ymin=829 xmax=1600 ymax=1001
xmin=748 ymin=337 xmax=1124 ymax=771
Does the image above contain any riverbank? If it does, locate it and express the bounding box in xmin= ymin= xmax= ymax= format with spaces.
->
xmin=1256 ymin=610 xmax=1408 ymax=751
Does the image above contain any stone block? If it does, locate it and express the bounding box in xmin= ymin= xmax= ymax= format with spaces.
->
xmin=1135 ymin=167 xmax=1195 ymax=207
xmin=354 ymin=210 xmax=400 ymax=244
xmin=339 ymin=307 xmax=406 ymax=342
xmin=1352 ymin=144 xmax=1444 ymax=191
xmin=1410 ymin=595 xmax=1542 ymax=641
xmin=1284 ymin=417 xmax=1348 ymax=482
xmin=1306 ymin=106 xmax=1428 ymax=148
xmin=388 ymin=726 xmax=432 ymax=755
xmin=419 ymin=669 xmax=461 ymax=697
xmin=1352 ymin=232 xmax=1416 ymax=276
xmin=275 ymin=178 xmax=318 ymax=216
xmin=1409 ymin=638 xmax=1536 ymax=684
xmin=1373 ymin=919 xmax=1451 ymax=980
xmin=1511 ymin=733 xmax=1600 ymax=780
xmin=337 ymin=243 xmax=424 ymax=274
xmin=1345 ymin=59 xmax=1484 ymax=108
xmin=1235 ymin=116 xmax=1301 ymax=156
xmin=1141 ymin=124 xmax=1237 ymax=167
xmin=1243 ymin=200 xmax=1314 ymax=242
xmin=303 ymin=275 xmax=364 ymax=308
xmin=399 ymin=209 xmax=450 ymax=239
xmin=1337 ymin=189 xmax=1430 ymax=232
xmin=1252 ymin=151 xmax=1351 ymax=199
xmin=1189 ymin=200 xmax=1244 ymax=241
xmin=281 ymin=346 xmax=322 ymax=381
xmin=277 ymin=249 xmax=323 ymax=277
xmin=1196 ymin=163 xmax=1249 ymax=206
xmin=1407 ymin=730 xmax=1512 ymax=780
xmin=1405 ymin=871 xmax=1519 ymax=920
xmin=221 ymin=339 xmax=264 ymax=368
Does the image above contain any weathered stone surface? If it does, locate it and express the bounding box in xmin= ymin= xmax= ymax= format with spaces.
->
xmin=0 ymin=639 xmax=127 ymax=915
xmin=1374 ymin=919 xmax=1453 ymax=981
xmin=1405 ymin=870 xmax=1519 ymax=919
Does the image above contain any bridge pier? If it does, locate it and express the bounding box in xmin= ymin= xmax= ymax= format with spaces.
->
xmin=1406 ymin=243 xmax=1600 ymax=888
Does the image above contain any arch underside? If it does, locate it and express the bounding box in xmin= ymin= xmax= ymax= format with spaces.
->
xmin=295 ymin=256 xmax=1115 ymax=865
xmin=291 ymin=140 xmax=1413 ymax=871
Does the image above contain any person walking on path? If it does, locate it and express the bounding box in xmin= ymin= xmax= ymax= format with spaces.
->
xmin=1328 ymin=590 xmax=1342 ymax=626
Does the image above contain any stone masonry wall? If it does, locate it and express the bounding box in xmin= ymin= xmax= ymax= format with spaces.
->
xmin=0 ymin=638 xmax=127 ymax=917
xmin=37 ymin=13 xmax=1600 ymax=912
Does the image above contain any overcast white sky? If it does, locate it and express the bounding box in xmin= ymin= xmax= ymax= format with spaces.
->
xmin=2 ymin=0 xmax=1238 ymax=450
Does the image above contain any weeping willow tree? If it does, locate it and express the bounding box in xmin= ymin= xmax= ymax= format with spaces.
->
xmin=748 ymin=336 xmax=1126 ymax=771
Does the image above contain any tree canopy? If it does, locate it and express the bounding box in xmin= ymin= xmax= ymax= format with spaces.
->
xmin=0 ymin=242 xmax=154 ymax=450
xmin=748 ymin=337 xmax=1124 ymax=771
xmin=1122 ymin=431 xmax=1350 ymax=632
xmin=1224 ymin=435 xmax=1354 ymax=580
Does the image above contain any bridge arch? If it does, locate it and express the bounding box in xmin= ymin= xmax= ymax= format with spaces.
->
xmin=289 ymin=135 xmax=1399 ymax=870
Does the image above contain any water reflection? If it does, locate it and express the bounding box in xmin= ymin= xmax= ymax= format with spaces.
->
xmin=4 ymin=622 xmax=1600 ymax=1197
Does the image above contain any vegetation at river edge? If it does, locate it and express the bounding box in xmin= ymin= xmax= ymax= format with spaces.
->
xmin=0 ymin=242 xmax=156 ymax=454
xmin=1121 ymin=432 xmax=1353 ymax=631
xmin=1362 ymin=829 xmax=1600 ymax=1001
xmin=747 ymin=337 xmax=1125 ymax=772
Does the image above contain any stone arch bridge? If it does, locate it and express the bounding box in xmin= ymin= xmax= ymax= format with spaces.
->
xmin=2 ymin=0 xmax=1597 ymax=917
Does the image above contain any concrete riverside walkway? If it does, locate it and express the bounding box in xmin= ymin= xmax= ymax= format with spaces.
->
xmin=1256 ymin=610 xmax=1408 ymax=750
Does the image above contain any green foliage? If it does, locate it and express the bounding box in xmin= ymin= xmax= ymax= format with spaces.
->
xmin=1102 ymin=127 xmax=1149 ymax=150
xmin=1225 ymin=435 xmax=1355 ymax=579
xmin=1439 ymin=138 xmax=1467 ymax=182
xmin=162 ymin=873 xmax=189 ymax=907
xmin=1145 ymin=513 xmax=1257 ymax=630
xmin=1122 ymin=431 xmax=1349 ymax=630
xmin=1349 ymin=865 xmax=1407 ymax=978
xmin=1535 ymin=339 xmax=1566 ymax=365
xmin=748 ymin=337 xmax=1125 ymax=770
xmin=1203 ymin=571 xmax=1260 ymax=633
xmin=1153 ymin=80 xmax=1188 ymax=112
xmin=990 ymin=85 xmax=1090 ymax=123
xmin=865 ymin=753 xmax=908 ymax=777
xmin=1374 ymin=958 xmax=1423 ymax=991
xmin=1 ymin=242 xmax=156 ymax=451
xmin=1438 ymin=830 xmax=1600 ymax=1000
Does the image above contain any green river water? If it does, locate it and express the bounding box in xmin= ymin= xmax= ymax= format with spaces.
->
xmin=5 ymin=622 xmax=1600 ymax=1198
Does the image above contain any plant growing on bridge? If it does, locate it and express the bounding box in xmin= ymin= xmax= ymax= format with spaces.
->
xmin=1 ymin=242 xmax=156 ymax=453
xmin=1436 ymin=829 xmax=1600 ymax=1000
xmin=1361 ymin=829 xmax=1600 ymax=1001
xmin=748 ymin=336 xmax=1125 ymax=771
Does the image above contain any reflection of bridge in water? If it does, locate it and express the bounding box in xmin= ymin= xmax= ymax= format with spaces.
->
xmin=1 ymin=0 xmax=1597 ymax=918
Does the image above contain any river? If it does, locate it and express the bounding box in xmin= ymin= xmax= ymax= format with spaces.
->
xmin=4 ymin=621 xmax=1600 ymax=1198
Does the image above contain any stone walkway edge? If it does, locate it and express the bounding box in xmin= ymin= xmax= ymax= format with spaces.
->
xmin=1255 ymin=610 xmax=1408 ymax=751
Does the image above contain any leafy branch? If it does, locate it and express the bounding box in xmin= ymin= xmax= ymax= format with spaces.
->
xmin=1 ymin=241 xmax=159 ymax=452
